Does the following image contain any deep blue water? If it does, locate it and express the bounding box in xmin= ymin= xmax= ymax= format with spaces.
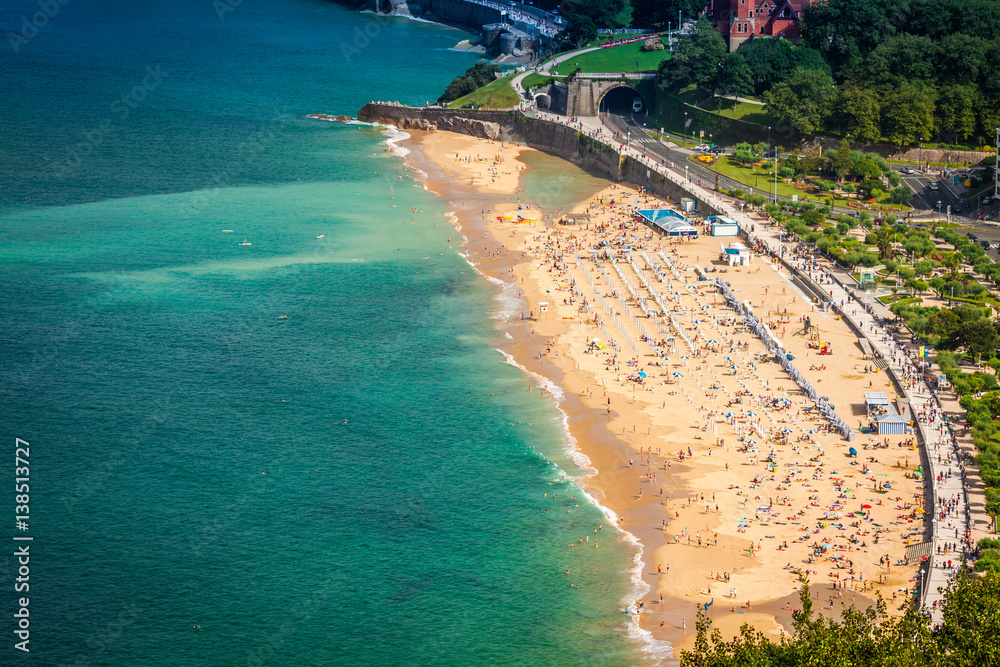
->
xmin=0 ymin=1 xmax=639 ymax=665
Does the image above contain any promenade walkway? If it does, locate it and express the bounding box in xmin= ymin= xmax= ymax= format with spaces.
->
xmin=519 ymin=109 xmax=973 ymax=622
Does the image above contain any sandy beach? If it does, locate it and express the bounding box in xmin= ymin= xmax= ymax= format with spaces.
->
xmin=402 ymin=129 xmax=924 ymax=660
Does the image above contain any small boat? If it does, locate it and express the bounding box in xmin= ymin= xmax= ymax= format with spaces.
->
xmin=222 ymin=229 xmax=234 ymax=233
xmin=238 ymin=238 xmax=252 ymax=246
xmin=316 ymin=234 xmax=325 ymax=239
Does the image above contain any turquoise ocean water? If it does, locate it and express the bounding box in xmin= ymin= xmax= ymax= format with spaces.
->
xmin=0 ymin=1 xmax=654 ymax=664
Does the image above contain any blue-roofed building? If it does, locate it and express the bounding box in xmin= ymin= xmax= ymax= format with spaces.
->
xmin=636 ymin=209 xmax=698 ymax=237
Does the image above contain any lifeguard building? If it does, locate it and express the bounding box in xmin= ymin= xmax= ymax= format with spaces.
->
xmin=706 ymin=0 xmax=813 ymax=51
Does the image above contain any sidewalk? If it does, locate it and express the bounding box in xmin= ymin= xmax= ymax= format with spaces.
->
xmin=535 ymin=111 xmax=975 ymax=622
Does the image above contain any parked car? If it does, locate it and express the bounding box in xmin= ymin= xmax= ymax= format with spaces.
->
xmin=695 ymin=144 xmax=710 ymax=151
xmin=967 ymin=233 xmax=978 ymax=241
xmin=928 ymin=182 xmax=939 ymax=190
xmin=981 ymin=240 xmax=992 ymax=249
xmin=902 ymin=167 xmax=915 ymax=174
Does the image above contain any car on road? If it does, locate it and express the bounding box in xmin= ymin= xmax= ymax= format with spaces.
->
xmin=982 ymin=240 xmax=992 ymax=249
xmin=967 ymin=232 xmax=979 ymax=241
xmin=632 ymin=97 xmax=643 ymax=113
xmin=695 ymin=144 xmax=710 ymax=151
xmin=710 ymin=146 xmax=727 ymax=154
xmin=984 ymin=196 xmax=993 ymax=205
xmin=902 ymin=167 xmax=915 ymax=174
xmin=928 ymin=182 xmax=939 ymax=190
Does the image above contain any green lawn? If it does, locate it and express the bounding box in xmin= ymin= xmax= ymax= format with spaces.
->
xmin=552 ymin=41 xmax=670 ymax=75
xmin=448 ymin=74 xmax=519 ymax=109
xmin=700 ymin=97 xmax=776 ymax=125
xmin=521 ymin=73 xmax=563 ymax=90
xmin=700 ymin=155 xmax=911 ymax=212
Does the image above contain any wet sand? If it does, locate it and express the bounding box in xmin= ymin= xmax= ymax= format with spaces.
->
xmin=400 ymin=129 xmax=922 ymax=662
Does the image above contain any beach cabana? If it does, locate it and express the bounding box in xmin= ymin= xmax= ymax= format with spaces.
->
xmin=720 ymin=242 xmax=751 ymax=266
xmin=875 ymin=415 xmax=909 ymax=435
xmin=864 ymin=392 xmax=892 ymax=417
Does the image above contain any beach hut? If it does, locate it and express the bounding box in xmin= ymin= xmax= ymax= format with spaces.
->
xmin=710 ymin=216 xmax=740 ymax=237
xmin=680 ymin=198 xmax=697 ymax=213
xmin=875 ymin=415 xmax=909 ymax=435
xmin=720 ymin=242 xmax=751 ymax=266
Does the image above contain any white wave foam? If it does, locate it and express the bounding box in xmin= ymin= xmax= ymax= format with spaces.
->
xmin=495 ymin=349 xmax=673 ymax=663
xmin=383 ymin=125 xmax=411 ymax=156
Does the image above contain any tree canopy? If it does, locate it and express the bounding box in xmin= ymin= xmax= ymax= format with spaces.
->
xmin=680 ymin=572 xmax=1000 ymax=666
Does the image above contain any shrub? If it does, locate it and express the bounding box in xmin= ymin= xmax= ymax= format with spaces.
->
xmin=641 ymin=38 xmax=665 ymax=52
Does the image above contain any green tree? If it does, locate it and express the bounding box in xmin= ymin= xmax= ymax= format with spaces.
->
xmin=943 ymin=319 xmax=998 ymax=360
xmin=713 ymin=52 xmax=753 ymax=98
xmin=936 ymin=84 xmax=977 ymax=142
xmin=763 ymin=68 xmax=837 ymax=135
xmin=831 ymin=138 xmax=855 ymax=181
xmin=733 ymin=142 xmax=755 ymax=165
xmin=800 ymin=0 xmax=909 ymax=78
xmin=735 ymin=37 xmax=792 ymax=95
xmin=838 ymin=86 xmax=881 ymax=143
xmin=889 ymin=187 xmax=911 ymax=206
xmin=556 ymin=15 xmax=598 ymax=50
xmin=881 ymin=83 xmax=936 ymax=146
xmin=655 ymin=18 xmax=726 ymax=92
xmin=565 ymin=0 xmax=631 ymax=30
xmin=438 ymin=62 xmax=502 ymax=104
xmin=629 ymin=0 xmax=701 ymax=29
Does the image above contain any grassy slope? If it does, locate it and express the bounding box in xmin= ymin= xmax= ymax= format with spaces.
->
xmin=447 ymin=74 xmax=519 ymax=109
xmin=552 ymin=41 xmax=670 ymax=75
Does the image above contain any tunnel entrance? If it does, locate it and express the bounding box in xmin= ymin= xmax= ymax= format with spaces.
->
xmin=534 ymin=93 xmax=551 ymax=109
xmin=598 ymin=86 xmax=646 ymax=116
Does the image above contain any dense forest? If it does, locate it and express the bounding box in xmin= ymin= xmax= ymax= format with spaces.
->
xmin=556 ymin=0 xmax=1000 ymax=145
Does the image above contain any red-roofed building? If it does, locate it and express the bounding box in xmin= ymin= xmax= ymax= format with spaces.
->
xmin=707 ymin=0 xmax=813 ymax=51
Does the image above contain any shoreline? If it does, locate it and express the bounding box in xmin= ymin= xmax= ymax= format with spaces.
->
xmin=398 ymin=128 xmax=676 ymax=661
xmin=392 ymin=126 xmax=922 ymax=664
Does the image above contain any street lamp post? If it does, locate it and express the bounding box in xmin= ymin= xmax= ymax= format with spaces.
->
xmin=770 ymin=126 xmax=777 ymax=204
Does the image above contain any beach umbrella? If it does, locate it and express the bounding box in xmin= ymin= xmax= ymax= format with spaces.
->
xmin=639 ymin=372 xmax=647 ymax=379
xmin=861 ymin=504 xmax=872 ymax=509
xmin=672 ymin=372 xmax=684 ymax=378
